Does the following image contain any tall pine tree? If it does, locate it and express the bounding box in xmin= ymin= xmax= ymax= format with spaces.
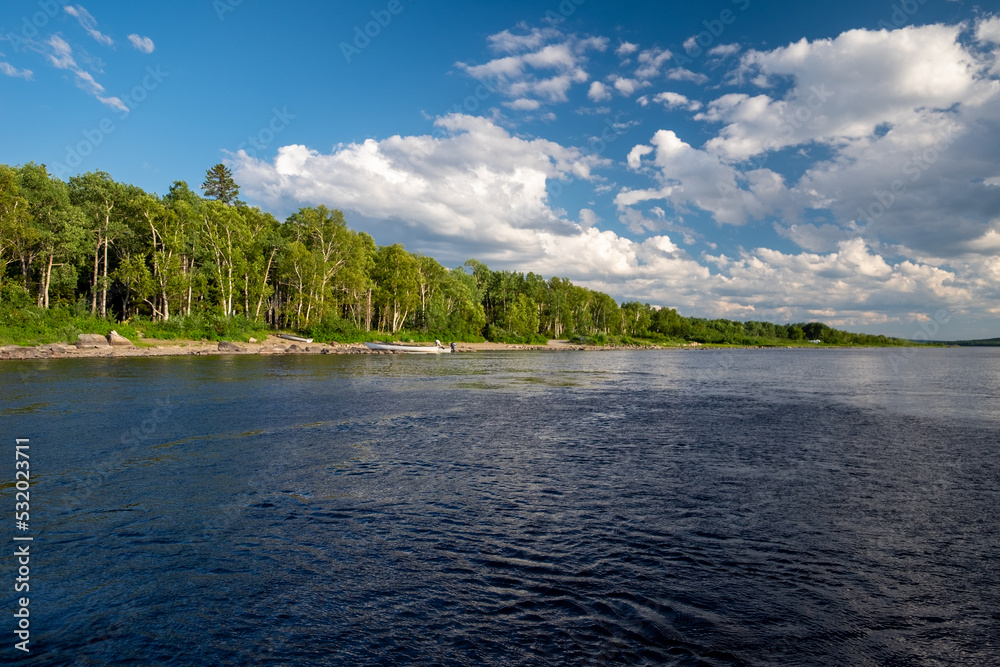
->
xmin=201 ymin=163 xmax=240 ymax=205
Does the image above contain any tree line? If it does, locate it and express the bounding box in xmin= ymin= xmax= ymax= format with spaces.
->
xmin=0 ymin=162 xmax=907 ymax=346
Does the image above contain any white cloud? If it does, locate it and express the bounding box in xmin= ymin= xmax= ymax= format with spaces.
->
xmin=64 ymin=5 xmax=113 ymax=46
xmin=584 ymin=237 xmax=973 ymax=328
xmin=506 ymin=98 xmax=541 ymax=111
xmin=626 ymin=144 xmax=653 ymax=169
xmin=706 ymin=25 xmax=996 ymax=160
xmin=233 ymin=114 xmax=614 ymax=265
xmin=617 ymin=130 xmax=791 ymax=225
xmin=42 ymin=35 xmax=124 ymax=111
xmin=610 ymin=75 xmax=650 ymax=96
xmin=587 ymin=81 xmax=611 ymax=102
xmin=666 ymin=68 xmax=709 ymax=84
xmin=578 ymin=208 xmax=600 ymax=228
xmin=489 ymin=27 xmax=562 ymax=53
xmin=651 ymin=91 xmax=702 ymax=112
xmin=0 ymin=61 xmax=32 ymax=79
xmin=634 ymin=47 xmax=672 ymax=79
xmin=975 ymin=15 xmax=1000 ymax=44
xmin=458 ymin=29 xmax=607 ymax=107
xmin=46 ymin=35 xmax=76 ymax=70
xmin=127 ymin=34 xmax=155 ymax=54
xmin=708 ymin=43 xmax=740 ymax=58
xmin=616 ymin=41 xmax=639 ymax=57
xmin=98 ymin=95 xmax=129 ymax=113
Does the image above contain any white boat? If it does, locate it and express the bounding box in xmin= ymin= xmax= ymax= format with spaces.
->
xmin=365 ymin=340 xmax=451 ymax=354
xmin=278 ymin=333 xmax=314 ymax=343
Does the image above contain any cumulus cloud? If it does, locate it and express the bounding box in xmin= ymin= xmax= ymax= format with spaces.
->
xmin=587 ymin=81 xmax=611 ymax=101
xmin=233 ymin=114 xmax=616 ymax=263
xmin=617 ymin=129 xmax=791 ymax=225
xmin=650 ymin=91 xmax=702 ymax=112
xmin=457 ymin=29 xmax=606 ymax=107
xmin=610 ymin=75 xmax=650 ymax=96
xmin=666 ymin=67 xmax=709 ymax=84
xmin=705 ymin=25 xmax=996 ymax=160
xmin=127 ymin=34 xmax=155 ymax=54
xmin=634 ymin=47 xmax=673 ymax=79
xmin=583 ymin=237 xmax=972 ymax=329
xmin=976 ymin=15 xmax=1000 ymax=44
xmin=613 ymin=24 xmax=1000 ymax=264
xmin=64 ymin=5 xmax=113 ymax=46
xmin=616 ymin=41 xmax=639 ymax=57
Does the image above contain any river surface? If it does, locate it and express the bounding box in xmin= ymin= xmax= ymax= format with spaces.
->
xmin=1 ymin=348 xmax=999 ymax=665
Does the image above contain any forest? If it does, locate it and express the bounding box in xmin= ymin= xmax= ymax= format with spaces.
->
xmin=0 ymin=162 xmax=911 ymax=347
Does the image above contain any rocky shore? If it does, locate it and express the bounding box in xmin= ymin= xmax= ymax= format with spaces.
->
xmin=0 ymin=333 xmax=650 ymax=361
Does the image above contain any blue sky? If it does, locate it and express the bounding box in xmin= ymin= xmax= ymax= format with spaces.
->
xmin=3 ymin=0 xmax=1000 ymax=339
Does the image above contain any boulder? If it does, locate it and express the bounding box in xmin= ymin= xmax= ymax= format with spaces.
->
xmin=106 ymin=330 xmax=133 ymax=347
xmin=218 ymin=341 xmax=242 ymax=353
xmin=286 ymin=344 xmax=302 ymax=353
xmin=77 ymin=334 xmax=111 ymax=349
xmin=248 ymin=337 xmax=258 ymax=344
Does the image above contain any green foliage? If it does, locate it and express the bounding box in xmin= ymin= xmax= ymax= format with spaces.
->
xmin=136 ymin=313 xmax=269 ymax=342
xmin=304 ymin=314 xmax=368 ymax=343
xmin=0 ymin=161 xmax=921 ymax=349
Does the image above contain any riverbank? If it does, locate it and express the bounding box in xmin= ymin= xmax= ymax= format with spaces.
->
xmin=0 ymin=333 xmax=928 ymax=361
xmin=0 ymin=335 xmax=655 ymax=360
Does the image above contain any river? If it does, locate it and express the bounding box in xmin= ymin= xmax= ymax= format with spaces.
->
xmin=2 ymin=348 xmax=998 ymax=665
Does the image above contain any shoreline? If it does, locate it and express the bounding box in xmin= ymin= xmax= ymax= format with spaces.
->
xmin=0 ymin=335 xmax=934 ymax=361
xmin=0 ymin=336 xmax=641 ymax=361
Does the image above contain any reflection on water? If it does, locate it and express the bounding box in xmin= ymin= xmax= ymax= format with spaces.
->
xmin=1 ymin=348 xmax=999 ymax=665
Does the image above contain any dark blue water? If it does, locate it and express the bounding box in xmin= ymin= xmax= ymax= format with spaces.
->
xmin=2 ymin=348 xmax=999 ymax=665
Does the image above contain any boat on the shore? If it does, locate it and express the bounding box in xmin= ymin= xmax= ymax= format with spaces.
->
xmin=365 ymin=340 xmax=451 ymax=354
xmin=278 ymin=333 xmax=314 ymax=343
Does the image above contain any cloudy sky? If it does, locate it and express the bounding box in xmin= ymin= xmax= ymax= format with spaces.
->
xmin=2 ymin=0 xmax=1000 ymax=339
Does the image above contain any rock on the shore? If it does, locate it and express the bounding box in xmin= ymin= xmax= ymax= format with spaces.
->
xmin=77 ymin=333 xmax=111 ymax=348
xmin=218 ymin=341 xmax=242 ymax=353
xmin=248 ymin=337 xmax=258 ymax=344
xmin=107 ymin=330 xmax=133 ymax=347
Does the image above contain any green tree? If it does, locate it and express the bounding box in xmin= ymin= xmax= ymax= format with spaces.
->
xmin=18 ymin=164 xmax=86 ymax=308
xmin=201 ymin=163 xmax=240 ymax=205
xmin=0 ymin=165 xmax=31 ymax=283
xmin=200 ymin=200 xmax=249 ymax=317
xmin=68 ymin=171 xmax=129 ymax=317
xmin=371 ymin=244 xmax=419 ymax=333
